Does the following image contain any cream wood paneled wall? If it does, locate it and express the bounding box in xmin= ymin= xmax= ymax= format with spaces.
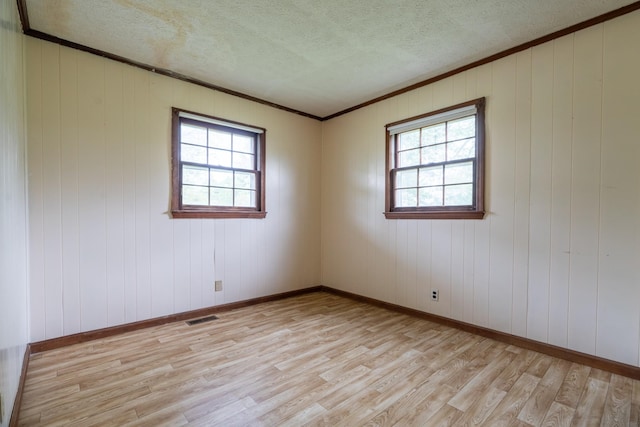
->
xmin=321 ymin=11 xmax=640 ymax=367
xmin=26 ymin=39 xmax=322 ymax=342
xmin=0 ymin=0 xmax=29 ymax=424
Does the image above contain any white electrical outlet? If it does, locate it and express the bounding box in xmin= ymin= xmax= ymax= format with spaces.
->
xmin=431 ymin=289 xmax=439 ymax=301
xmin=215 ymin=280 xmax=222 ymax=291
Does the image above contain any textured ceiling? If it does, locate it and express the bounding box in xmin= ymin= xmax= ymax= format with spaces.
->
xmin=24 ymin=0 xmax=638 ymax=118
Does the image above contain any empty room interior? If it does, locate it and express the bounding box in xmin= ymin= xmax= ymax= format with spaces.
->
xmin=2 ymin=0 xmax=640 ymax=425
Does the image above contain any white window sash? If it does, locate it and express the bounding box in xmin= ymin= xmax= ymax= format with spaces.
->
xmin=179 ymin=111 xmax=264 ymax=134
xmin=387 ymin=104 xmax=477 ymax=135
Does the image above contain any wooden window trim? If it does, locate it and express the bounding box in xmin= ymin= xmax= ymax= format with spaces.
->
xmin=171 ymin=108 xmax=267 ymax=219
xmin=384 ymin=98 xmax=486 ymax=220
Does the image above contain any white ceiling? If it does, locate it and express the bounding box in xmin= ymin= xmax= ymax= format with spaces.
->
xmin=25 ymin=0 xmax=638 ymax=118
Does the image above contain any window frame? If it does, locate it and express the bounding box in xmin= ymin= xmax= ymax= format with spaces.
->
xmin=171 ymin=108 xmax=267 ymax=219
xmin=384 ymin=97 xmax=486 ymax=220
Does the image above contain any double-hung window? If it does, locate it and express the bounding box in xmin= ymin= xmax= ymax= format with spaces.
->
xmin=171 ymin=108 xmax=266 ymax=218
xmin=385 ymin=98 xmax=486 ymax=219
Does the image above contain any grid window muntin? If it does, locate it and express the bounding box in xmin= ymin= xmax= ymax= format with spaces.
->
xmin=385 ymin=98 xmax=485 ymax=219
xmin=393 ymin=115 xmax=476 ymax=208
xmin=171 ymin=108 xmax=266 ymax=219
xmin=180 ymin=119 xmax=258 ymax=208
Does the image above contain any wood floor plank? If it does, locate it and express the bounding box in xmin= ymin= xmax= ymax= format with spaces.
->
xmin=480 ymin=372 xmax=540 ymax=426
xmin=571 ymin=377 xmax=609 ymax=426
xmin=556 ymin=363 xmax=592 ymax=408
xmin=601 ymin=374 xmax=634 ymax=426
xmin=448 ymin=348 xmax=518 ymax=411
xmin=17 ymin=292 xmax=640 ymax=426
xmin=517 ymin=358 xmax=572 ymax=425
xmin=540 ymin=401 xmax=575 ymax=427
xmin=454 ymin=386 xmax=507 ymax=426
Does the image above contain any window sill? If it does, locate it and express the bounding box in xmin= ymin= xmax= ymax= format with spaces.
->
xmin=384 ymin=210 xmax=485 ymax=220
xmin=172 ymin=210 xmax=267 ymax=219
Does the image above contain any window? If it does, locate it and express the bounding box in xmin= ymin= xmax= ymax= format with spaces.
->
xmin=171 ymin=108 xmax=266 ymax=218
xmin=385 ymin=97 xmax=485 ymax=219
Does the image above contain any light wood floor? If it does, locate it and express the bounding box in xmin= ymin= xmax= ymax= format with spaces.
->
xmin=18 ymin=292 xmax=640 ymax=426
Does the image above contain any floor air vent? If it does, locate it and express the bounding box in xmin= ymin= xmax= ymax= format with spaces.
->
xmin=186 ymin=315 xmax=219 ymax=326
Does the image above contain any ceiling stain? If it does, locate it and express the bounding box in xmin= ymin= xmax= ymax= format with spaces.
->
xmin=114 ymin=0 xmax=192 ymax=68
xmin=41 ymin=0 xmax=71 ymax=36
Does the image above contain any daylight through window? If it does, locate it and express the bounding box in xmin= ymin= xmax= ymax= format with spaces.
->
xmin=171 ymin=108 xmax=266 ymax=218
xmin=385 ymin=98 xmax=485 ymax=219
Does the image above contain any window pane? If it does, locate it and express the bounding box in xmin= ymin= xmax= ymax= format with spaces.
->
xmin=447 ymin=116 xmax=475 ymax=140
xmin=396 ymin=169 xmax=417 ymax=189
xmin=396 ymin=188 xmax=417 ymax=207
xmin=398 ymin=130 xmax=420 ymax=151
xmin=233 ymin=134 xmax=254 ymax=154
xmin=233 ymin=152 xmax=254 ymax=169
xmin=421 ymin=123 xmax=445 ymax=146
xmin=210 ymin=169 xmax=233 ymax=188
xmin=181 ymin=144 xmax=207 ymax=164
xmin=445 ymin=184 xmax=473 ymax=206
xmin=235 ymin=189 xmax=256 ymax=207
xmin=444 ymin=162 xmax=473 ymax=185
xmin=235 ymin=171 xmax=256 ymax=190
xmin=419 ymin=166 xmax=443 ymax=187
xmin=398 ymin=148 xmax=421 ymax=167
xmin=210 ymin=187 xmax=233 ymax=206
xmin=421 ymin=144 xmax=445 ymax=164
xmin=209 ymin=148 xmax=232 ymax=167
xmin=209 ymin=129 xmax=232 ymax=150
xmin=182 ymin=165 xmax=209 ymax=186
xmin=447 ymin=138 xmax=475 ymax=161
xmin=182 ymin=185 xmax=209 ymax=205
xmin=419 ymin=186 xmax=443 ymax=206
xmin=181 ymin=124 xmax=207 ymax=146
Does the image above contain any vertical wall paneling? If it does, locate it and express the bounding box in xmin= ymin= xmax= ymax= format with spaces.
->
xmin=104 ymin=59 xmax=126 ymax=327
xmin=394 ymin=216 xmax=409 ymax=307
xmin=41 ymin=44 xmax=64 ymax=338
xmin=77 ymin=52 xmax=109 ymax=332
xmin=488 ymin=56 xmax=516 ymax=334
xmin=511 ymin=50 xmax=532 ymax=338
xmin=320 ymin=10 xmax=640 ymax=367
xmin=26 ymin=38 xmax=46 ymax=341
xmin=172 ymin=218 xmax=191 ymax=314
xmin=415 ymin=221 xmax=432 ymax=312
xmin=0 ymin=0 xmax=30 ymax=419
xmin=133 ymin=68 xmax=153 ymax=321
xmin=596 ymin=14 xmax=640 ymax=366
xmin=224 ymin=220 xmax=243 ymax=302
xmin=60 ymin=47 xmax=82 ymax=334
xmin=188 ymin=221 xmax=202 ymax=310
xmin=122 ymin=65 xmax=139 ymax=324
xmin=450 ymin=220 xmax=464 ymax=321
xmin=547 ymin=35 xmax=574 ymax=348
xmin=526 ymin=42 xmax=554 ymax=343
xmin=567 ymin=24 xmax=602 ymax=356
xmin=201 ymin=219 xmax=216 ymax=308
xmin=27 ymin=40 xmax=321 ymax=340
